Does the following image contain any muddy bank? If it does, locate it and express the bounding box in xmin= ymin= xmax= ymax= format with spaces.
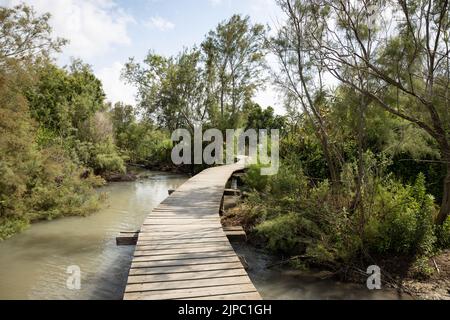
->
xmin=222 ymin=195 xmax=449 ymax=300
xmin=231 ymin=242 xmax=409 ymax=300
xmin=401 ymin=251 xmax=450 ymax=300
xmin=101 ymin=163 xmax=190 ymax=182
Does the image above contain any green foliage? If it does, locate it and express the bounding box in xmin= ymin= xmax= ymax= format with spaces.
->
xmin=0 ymin=5 xmax=116 ymax=240
xmin=25 ymin=61 xmax=125 ymax=174
xmin=364 ymin=173 xmax=437 ymax=256
xmin=242 ymin=158 xmax=441 ymax=269
xmin=256 ymin=212 xmax=304 ymax=252
xmin=0 ymin=4 xmax=67 ymax=66
xmin=26 ymin=60 xmax=105 ymax=134
xmin=242 ymin=164 xmax=269 ymax=192
xmin=202 ymin=14 xmax=266 ymax=129
xmin=244 ymin=104 xmax=286 ymax=131
xmin=242 ymin=162 xmax=357 ymax=265
xmin=73 ymin=138 xmax=125 ymax=174
xmin=123 ymin=48 xmax=207 ymax=133
xmin=436 ymin=217 xmax=450 ymax=249
xmin=109 ymin=102 xmax=173 ymax=165
xmin=0 ymin=62 xmax=105 ymax=240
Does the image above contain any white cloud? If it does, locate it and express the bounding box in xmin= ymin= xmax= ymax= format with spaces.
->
xmin=144 ymin=16 xmax=175 ymax=31
xmin=97 ymin=62 xmax=137 ymax=106
xmin=1 ymin=0 xmax=134 ymax=59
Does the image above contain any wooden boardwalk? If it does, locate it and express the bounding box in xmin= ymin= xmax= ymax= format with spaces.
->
xmin=123 ymin=161 xmax=261 ymax=300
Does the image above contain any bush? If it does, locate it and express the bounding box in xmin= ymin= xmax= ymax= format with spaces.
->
xmin=364 ymin=173 xmax=437 ymax=256
xmin=256 ymin=212 xmax=304 ymax=252
xmin=0 ymin=218 xmax=29 ymax=240
xmin=242 ymin=162 xmax=358 ymax=266
xmin=436 ymin=216 xmax=450 ymax=249
xmin=240 ymin=157 xmax=441 ymax=270
xmin=242 ymin=164 xmax=269 ymax=192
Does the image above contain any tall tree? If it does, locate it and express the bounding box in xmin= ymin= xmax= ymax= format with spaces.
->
xmin=0 ymin=4 xmax=66 ymax=67
xmin=271 ymin=0 xmax=343 ymax=185
xmin=123 ymin=48 xmax=207 ymax=134
xmin=306 ymin=0 xmax=450 ymax=224
xmin=202 ymin=14 xmax=266 ymax=129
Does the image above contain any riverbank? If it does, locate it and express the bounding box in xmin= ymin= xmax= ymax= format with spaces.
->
xmin=402 ymin=250 xmax=450 ymax=299
xmin=0 ymin=171 xmax=188 ymax=299
xmin=102 ymin=164 xmax=191 ymax=183
xmin=231 ymin=241 xmax=409 ymax=300
xmin=222 ymin=202 xmax=450 ymax=300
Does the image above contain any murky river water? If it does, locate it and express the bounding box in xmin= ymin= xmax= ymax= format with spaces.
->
xmin=233 ymin=243 xmax=410 ymax=300
xmin=0 ymin=171 xmax=408 ymax=300
xmin=0 ymin=172 xmax=187 ymax=300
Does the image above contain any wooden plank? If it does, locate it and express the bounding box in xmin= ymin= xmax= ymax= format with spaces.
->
xmin=126 ymin=276 xmax=252 ymax=293
xmin=132 ymin=251 xmax=237 ymax=262
xmin=134 ymin=246 xmax=234 ymax=257
xmin=135 ymin=242 xmax=233 ymax=251
xmin=131 ymin=256 xmax=240 ymax=268
xmin=224 ymin=188 xmax=241 ymax=196
xmin=116 ymin=231 xmax=139 ymax=245
xmin=137 ymin=238 xmax=229 ymax=246
xmin=140 ymin=226 xmax=224 ymax=232
xmin=123 ymin=284 xmax=258 ymax=300
xmin=137 ymin=234 xmax=229 ymax=241
xmin=223 ymin=226 xmax=244 ymax=232
xmin=186 ymin=292 xmax=261 ymax=300
xmin=127 ymin=269 xmax=248 ymax=284
xmin=129 ymin=262 xmax=245 ymax=275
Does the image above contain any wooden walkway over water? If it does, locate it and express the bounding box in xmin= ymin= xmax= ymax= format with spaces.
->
xmin=123 ymin=160 xmax=261 ymax=300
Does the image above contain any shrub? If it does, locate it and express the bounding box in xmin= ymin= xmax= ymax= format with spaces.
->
xmin=436 ymin=216 xmax=450 ymax=249
xmin=242 ymin=164 xmax=269 ymax=192
xmin=256 ymin=212 xmax=304 ymax=252
xmin=364 ymin=173 xmax=437 ymax=256
xmin=240 ymin=157 xmax=440 ymax=270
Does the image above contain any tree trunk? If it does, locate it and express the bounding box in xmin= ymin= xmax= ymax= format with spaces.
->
xmin=220 ymin=85 xmax=224 ymax=119
xmin=436 ymin=161 xmax=450 ymax=225
xmin=322 ymin=137 xmax=339 ymax=186
xmin=351 ymin=95 xmax=366 ymax=214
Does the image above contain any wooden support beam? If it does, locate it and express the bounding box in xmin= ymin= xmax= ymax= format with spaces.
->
xmin=116 ymin=226 xmax=246 ymax=246
xmin=116 ymin=231 xmax=139 ymax=246
xmin=232 ymin=172 xmax=245 ymax=178
xmin=224 ymin=188 xmax=241 ymax=196
xmin=223 ymin=226 xmax=247 ymax=242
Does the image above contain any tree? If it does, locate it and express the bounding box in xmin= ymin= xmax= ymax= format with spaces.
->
xmin=25 ymin=60 xmax=105 ymax=137
xmin=244 ymin=103 xmax=286 ymax=132
xmin=202 ymin=14 xmax=267 ymax=129
xmin=123 ymin=48 xmax=207 ymax=134
xmin=0 ymin=5 xmax=107 ymax=238
xmin=0 ymin=4 xmax=66 ymax=67
xmin=271 ymin=1 xmax=343 ymax=186
xmin=304 ymin=0 xmax=450 ymax=224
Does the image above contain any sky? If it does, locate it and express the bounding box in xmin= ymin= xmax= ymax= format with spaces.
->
xmin=1 ymin=0 xmax=285 ymax=114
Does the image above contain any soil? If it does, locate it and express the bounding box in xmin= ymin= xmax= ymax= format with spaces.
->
xmin=401 ymin=251 xmax=450 ymax=300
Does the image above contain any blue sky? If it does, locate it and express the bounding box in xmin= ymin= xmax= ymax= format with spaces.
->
xmin=1 ymin=0 xmax=284 ymax=113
